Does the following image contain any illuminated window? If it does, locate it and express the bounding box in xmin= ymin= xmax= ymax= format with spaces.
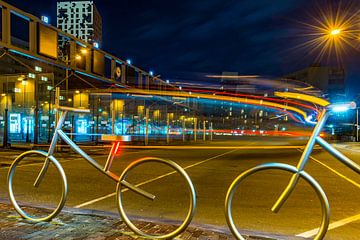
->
xmin=28 ymin=73 xmax=36 ymax=79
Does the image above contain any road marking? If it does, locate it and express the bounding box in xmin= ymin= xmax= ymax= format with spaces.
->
xmin=0 ymin=150 xmax=153 ymax=170
xmin=120 ymin=145 xmax=307 ymax=150
xmin=295 ymin=149 xmax=360 ymax=237
xmin=296 ymin=149 xmax=360 ymax=189
xmin=74 ymin=148 xmax=239 ymax=208
xmin=296 ymin=213 xmax=360 ymax=238
xmin=0 ymin=159 xmax=78 ymax=169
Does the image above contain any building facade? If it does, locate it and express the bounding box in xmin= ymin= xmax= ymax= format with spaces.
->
xmin=284 ymin=63 xmax=345 ymax=100
xmin=57 ymin=1 xmax=102 ymax=46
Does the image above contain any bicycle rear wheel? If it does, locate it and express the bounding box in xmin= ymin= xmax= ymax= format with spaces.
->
xmin=225 ymin=163 xmax=330 ymax=240
xmin=7 ymin=150 xmax=68 ymax=222
xmin=116 ymin=157 xmax=196 ymax=239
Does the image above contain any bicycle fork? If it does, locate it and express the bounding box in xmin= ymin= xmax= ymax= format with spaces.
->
xmin=33 ymin=158 xmax=51 ymax=188
xmin=33 ymin=111 xmax=66 ymax=188
xmin=272 ymin=109 xmax=329 ymax=213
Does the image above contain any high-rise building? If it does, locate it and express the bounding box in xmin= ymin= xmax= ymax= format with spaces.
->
xmin=57 ymin=1 xmax=102 ymax=47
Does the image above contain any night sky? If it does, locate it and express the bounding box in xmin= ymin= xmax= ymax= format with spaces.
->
xmin=6 ymin=0 xmax=360 ymax=97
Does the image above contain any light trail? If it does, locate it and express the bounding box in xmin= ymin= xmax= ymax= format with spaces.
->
xmin=95 ymin=88 xmax=310 ymax=121
xmin=179 ymin=87 xmax=321 ymax=112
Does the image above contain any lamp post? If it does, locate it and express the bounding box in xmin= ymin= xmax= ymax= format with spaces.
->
xmin=356 ymin=107 xmax=359 ymax=142
xmin=64 ymin=47 xmax=88 ymax=99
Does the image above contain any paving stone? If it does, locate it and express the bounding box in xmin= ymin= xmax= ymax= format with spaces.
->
xmin=0 ymin=202 xmax=283 ymax=239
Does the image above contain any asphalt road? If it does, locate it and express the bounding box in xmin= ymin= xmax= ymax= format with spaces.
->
xmin=0 ymin=137 xmax=359 ymax=239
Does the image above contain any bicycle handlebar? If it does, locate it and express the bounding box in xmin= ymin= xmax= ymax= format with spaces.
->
xmin=55 ymin=105 xmax=90 ymax=113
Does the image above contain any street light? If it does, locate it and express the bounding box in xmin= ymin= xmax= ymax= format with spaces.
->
xmin=75 ymin=55 xmax=82 ymax=60
xmin=300 ymin=4 xmax=360 ymax=63
xmin=330 ymin=28 xmax=341 ymax=36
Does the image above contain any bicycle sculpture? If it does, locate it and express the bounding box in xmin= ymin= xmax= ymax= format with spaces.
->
xmin=7 ymin=106 xmax=196 ymax=239
xmin=225 ymin=96 xmax=360 ymax=240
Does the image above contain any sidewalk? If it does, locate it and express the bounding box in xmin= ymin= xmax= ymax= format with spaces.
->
xmin=0 ymin=202 xmax=294 ymax=240
xmin=333 ymin=142 xmax=360 ymax=153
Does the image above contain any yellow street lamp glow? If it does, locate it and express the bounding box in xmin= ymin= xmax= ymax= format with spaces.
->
xmin=75 ymin=55 xmax=82 ymax=60
xmin=330 ymin=29 xmax=341 ymax=36
xmin=80 ymin=48 xmax=88 ymax=54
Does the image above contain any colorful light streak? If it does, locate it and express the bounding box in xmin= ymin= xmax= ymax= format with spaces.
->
xmin=274 ymin=92 xmax=330 ymax=107
xmin=97 ymin=88 xmax=310 ymax=121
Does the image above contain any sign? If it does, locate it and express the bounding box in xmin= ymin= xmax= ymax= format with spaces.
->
xmin=114 ymin=66 xmax=121 ymax=81
xmin=9 ymin=113 xmax=21 ymax=133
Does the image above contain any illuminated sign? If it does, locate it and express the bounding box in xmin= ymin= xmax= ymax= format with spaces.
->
xmin=9 ymin=114 xmax=21 ymax=133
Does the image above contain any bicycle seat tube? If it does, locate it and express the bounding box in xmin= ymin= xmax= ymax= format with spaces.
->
xmin=272 ymin=108 xmax=329 ymax=213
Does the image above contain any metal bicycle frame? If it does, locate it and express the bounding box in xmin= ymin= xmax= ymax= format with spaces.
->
xmin=35 ymin=110 xmax=152 ymax=199
xmin=272 ymin=108 xmax=360 ymax=213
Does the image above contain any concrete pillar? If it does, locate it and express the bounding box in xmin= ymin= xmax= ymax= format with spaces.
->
xmin=203 ymin=120 xmax=206 ymax=141
xmin=3 ymin=109 xmax=9 ymax=148
xmin=166 ymin=113 xmax=170 ymax=144
xmin=111 ymin=100 xmax=115 ymax=134
xmin=182 ymin=118 xmax=186 ymax=142
xmin=34 ymin=75 xmax=39 ymax=144
xmin=194 ymin=118 xmax=197 ymax=142
xmin=55 ymin=87 xmax=60 ymax=127
xmin=145 ymin=108 xmax=149 ymax=145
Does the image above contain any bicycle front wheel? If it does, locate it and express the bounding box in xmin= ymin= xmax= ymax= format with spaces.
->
xmin=225 ymin=163 xmax=330 ymax=240
xmin=116 ymin=157 xmax=196 ymax=239
xmin=7 ymin=150 xmax=68 ymax=222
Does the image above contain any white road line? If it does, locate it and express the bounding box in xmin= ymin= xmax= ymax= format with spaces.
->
xmin=296 ymin=149 xmax=360 ymax=189
xmin=295 ymin=149 xmax=360 ymax=236
xmin=73 ymin=148 xmax=239 ymax=209
xmin=296 ymin=213 xmax=360 ymax=238
xmin=3 ymin=159 xmax=77 ymax=169
xmin=120 ymin=145 xmax=307 ymax=150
